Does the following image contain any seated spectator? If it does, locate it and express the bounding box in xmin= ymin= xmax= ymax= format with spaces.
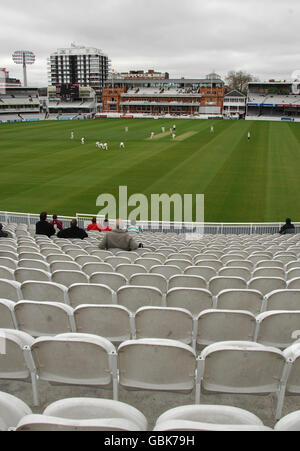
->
xmin=0 ymin=223 xmax=8 ymax=238
xmin=127 ymin=219 xmax=140 ymax=234
xmin=279 ymin=218 xmax=295 ymax=234
xmin=57 ymin=219 xmax=88 ymax=240
xmin=36 ymin=212 xmax=56 ymax=238
xmin=99 ymin=219 xmax=139 ymax=251
xmin=87 ymin=217 xmax=101 ymax=232
xmin=102 ymin=219 xmax=112 ymax=232
xmin=51 ymin=214 xmax=63 ymax=231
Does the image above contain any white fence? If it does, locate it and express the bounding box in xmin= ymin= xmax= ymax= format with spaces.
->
xmin=0 ymin=210 xmax=297 ymax=235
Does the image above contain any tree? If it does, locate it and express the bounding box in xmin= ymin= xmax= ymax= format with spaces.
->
xmin=225 ymin=70 xmax=259 ymax=95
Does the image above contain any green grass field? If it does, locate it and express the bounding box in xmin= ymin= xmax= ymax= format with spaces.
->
xmin=0 ymin=118 xmax=300 ymax=222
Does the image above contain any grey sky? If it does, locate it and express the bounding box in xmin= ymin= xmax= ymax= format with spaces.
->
xmin=1 ymin=0 xmax=300 ymax=86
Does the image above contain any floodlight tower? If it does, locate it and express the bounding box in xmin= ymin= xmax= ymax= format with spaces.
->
xmin=12 ymin=50 xmax=35 ymax=87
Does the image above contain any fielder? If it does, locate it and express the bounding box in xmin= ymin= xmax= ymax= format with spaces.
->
xmin=120 ymin=142 xmax=125 ymax=149
xmin=103 ymin=142 xmax=108 ymax=150
xmin=81 ymin=137 xmax=85 ymax=144
xmin=210 ymin=125 xmax=214 ymax=134
xmin=70 ymin=131 xmax=74 ymax=139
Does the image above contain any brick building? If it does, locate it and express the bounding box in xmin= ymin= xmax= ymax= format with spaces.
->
xmin=102 ymin=72 xmax=225 ymax=116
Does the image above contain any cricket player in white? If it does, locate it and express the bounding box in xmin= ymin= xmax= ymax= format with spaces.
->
xmin=81 ymin=137 xmax=85 ymax=144
xmin=248 ymin=131 xmax=251 ymax=141
xmin=210 ymin=125 xmax=214 ymax=133
xmin=70 ymin=131 xmax=74 ymax=139
xmin=120 ymin=142 xmax=125 ymax=149
xmin=150 ymin=132 xmax=154 ymax=139
xmin=103 ymin=142 xmax=108 ymax=150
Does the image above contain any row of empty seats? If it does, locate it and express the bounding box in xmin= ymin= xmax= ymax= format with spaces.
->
xmin=1 ymin=298 xmax=300 ymax=350
xmin=1 ymin=330 xmax=300 ymax=419
xmin=2 ymin=391 xmax=300 ymax=431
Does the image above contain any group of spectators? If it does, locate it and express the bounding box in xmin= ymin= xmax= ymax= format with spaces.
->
xmin=34 ymin=212 xmax=142 ymax=251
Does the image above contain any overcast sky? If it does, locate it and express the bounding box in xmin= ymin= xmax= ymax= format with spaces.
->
xmin=1 ymin=0 xmax=300 ymax=87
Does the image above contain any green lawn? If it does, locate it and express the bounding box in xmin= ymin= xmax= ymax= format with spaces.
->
xmin=0 ymin=118 xmax=300 ymax=222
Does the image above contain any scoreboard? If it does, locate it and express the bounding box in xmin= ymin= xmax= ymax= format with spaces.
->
xmin=56 ymin=84 xmax=79 ymax=100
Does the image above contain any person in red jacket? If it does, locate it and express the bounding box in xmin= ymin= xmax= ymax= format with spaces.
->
xmin=51 ymin=214 xmax=63 ymax=231
xmin=102 ymin=219 xmax=112 ymax=232
xmin=87 ymin=217 xmax=101 ymax=232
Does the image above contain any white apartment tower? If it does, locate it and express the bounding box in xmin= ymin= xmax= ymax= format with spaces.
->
xmin=48 ymin=44 xmax=110 ymax=100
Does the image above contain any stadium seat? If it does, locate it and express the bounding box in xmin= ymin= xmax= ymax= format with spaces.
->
xmin=168 ymin=275 xmax=207 ymax=290
xmin=116 ymin=264 xmax=147 ymax=279
xmin=166 ymin=288 xmax=213 ymax=315
xmin=134 ymin=258 xmax=162 ymax=271
xmin=42 ymin=397 xmax=148 ymax=430
xmin=82 ymin=262 xmax=114 ymax=276
xmin=117 ymin=339 xmax=197 ymax=401
xmin=264 ymin=289 xmax=300 ymax=311
xmin=14 ymin=301 xmax=75 ymax=337
xmin=74 ymin=305 xmax=132 ymax=344
xmin=195 ymin=260 xmax=223 ymax=271
xmin=0 ymin=391 xmax=32 ymax=431
xmin=154 ymin=404 xmax=267 ymax=432
xmin=195 ymin=309 xmax=256 ymax=349
xmin=104 ymin=256 xmax=131 ymax=269
xmin=21 ymin=281 xmax=69 ymax=304
xmin=252 ymin=267 xmax=286 ymax=279
xmin=150 ymin=265 xmax=182 ymax=279
xmin=0 ymin=279 xmax=22 ymax=302
xmin=248 ymin=277 xmax=286 ymax=295
xmin=117 ymin=286 xmax=163 ymax=312
xmin=135 ymin=306 xmax=193 ymax=344
xmin=51 ymin=270 xmax=89 ymax=287
xmin=0 ymin=299 xmax=18 ymax=329
xmin=68 ymin=283 xmax=115 ymax=308
xmin=0 ymin=266 xmax=15 ymax=280
xmin=129 ymin=273 xmax=168 ymax=294
xmin=216 ymin=289 xmax=264 ymax=315
xmin=15 ymin=268 xmax=51 ymax=283
xmin=254 ymin=310 xmax=300 ymax=349
xmin=218 ymin=267 xmax=252 ymax=281
xmin=89 ymin=272 xmax=127 ymax=292
xmin=209 ymin=276 xmax=247 ymax=296
xmin=115 ymin=251 xmax=140 ymax=263
xmin=18 ymin=259 xmax=50 ymax=271
xmin=275 ymin=410 xmax=300 ymax=431
xmin=0 ymin=329 xmax=38 ymax=405
xmin=30 ymin=333 xmax=118 ymax=404
xmin=74 ymin=255 xmax=101 ymax=266
xmin=140 ymin=252 xmax=166 ymax=263
xmin=197 ymin=341 xmax=288 ymax=419
xmin=0 ymin=257 xmax=18 ymax=270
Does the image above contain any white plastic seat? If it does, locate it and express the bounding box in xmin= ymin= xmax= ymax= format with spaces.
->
xmin=196 ymin=309 xmax=256 ymax=349
xmin=218 ymin=267 xmax=251 ymax=281
xmin=209 ymin=277 xmax=247 ymax=296
xmin=42 ymin=397 xmax=147 ymax=430
xmin=68 ymin=283 xmax=115 ymax=308
xmin=18 ymin=259 xmax=50 ymax=272
xmin=0 ymin=251 xmax=18 ymax=261
xmin=287 ymin=278 xmax=300 ymax=290
xmin=252 ymin=267 xmax=286 ymax=279
xmin=255 ymin=311 xmax=300 ymax=349
xmin=0 ymin=299 xmax=18 ymax=329
xmin=0 ymin=391 xmax=32 ymax=431
xmin=275 ymin=410 xmax=300 ymax=431
xmin=154 ymin=404 xmax=266 ymax=431
xmin=82 ymin=262 xmax=114 ymax=276
xmin=286 ymin=269 xmax=300 ymax=281
xmin=225 ymin=260 xmax=253 ymax=270
xmin=46 ymin=254 xmax=75 ymax=263
xmin=117 ymin=286 xmax=163 ymax=312
xmin=91 ymin=250 xmax=114 ymax=259
xmin=74 ymin=255 xmax=101 ymax=266
xmin=153 ymin=420 xmax=272 ymax=431
xmin=30 ymin=333 xmax=118 ymax=403
xmin=14 ymin=268 xmax=51 ymax=283
xmin=140 ymin=252 xmax=166 ymax=263
xmin=265 ymin=289 xmax=300 ymax=311
xmin=195 ymin=260 xmax=223 ymax=271
xmin=216 ymin=289 xmax=264 ymax=315
xmin=135 ymin=307 xmax=193 ymax=344
xmin=0 ymin=329 xmax=38 ymax=405
xmin=165 ymin=259 xmax=191 ymax=271
xmin=74 ymin=305 xmax=132 ymax=343
xmin=129 ymin=273 xmax=168 ymax=294
xmin=14 ymin=301 xmax=75 ymax=337
xmin=184 ymin=266 xmax=217 ymax=281
xmin=118 ymin=339 xmax=197 ymax=399
xmin=89 ymin=272 xmax=127 ymax=291
xmin=18 ymin=252 xmax=45 ymax=262
xmin=14 ymin=415 xmax=141 ymax=431
xmin=104 ymin=256 xmax=131 ymax=269
xmin=115 ymin=251 xmax=140 ymax=263
xmin=52 ymin=270 xmax=89 ymax=288
xmin=0 ymin=266 xmax=15 ymax=281
xmin=39 ymin=248 xmax=64 ymax=257
xmin=283 ymin=344 xmax=300 ymax=401
xmin=0 ymin=257 xmax=18 ymax=270
xmin=166 ymin=288 xmax=213 ymax=316
xmin=21 ymin=281 xmax=69 ymax=304
xmin=197 ymin=341 xmax=288 ymax=419
xmin=134 ymin=258 xmax=162 ymax=271
xmin=255 ymin=260 xmax=284 ymax=268
xmin=116 ymin=264 xmax=147 ymax=279
xmin=150 ymin=265 xmax=182 ymax=279
xmin=248 ymin=277 xmax=286 ymax=296
xmin=0 ymin=279 xmax=22 ymax=302
xmin=66 ymin=249 xmax=88 ymax=259
xmin=168 ymin=275 xmax=207 ymax=290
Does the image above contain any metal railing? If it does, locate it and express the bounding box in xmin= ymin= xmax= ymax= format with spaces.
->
xmin=0 ymin=210 xmax=297 ymax=235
